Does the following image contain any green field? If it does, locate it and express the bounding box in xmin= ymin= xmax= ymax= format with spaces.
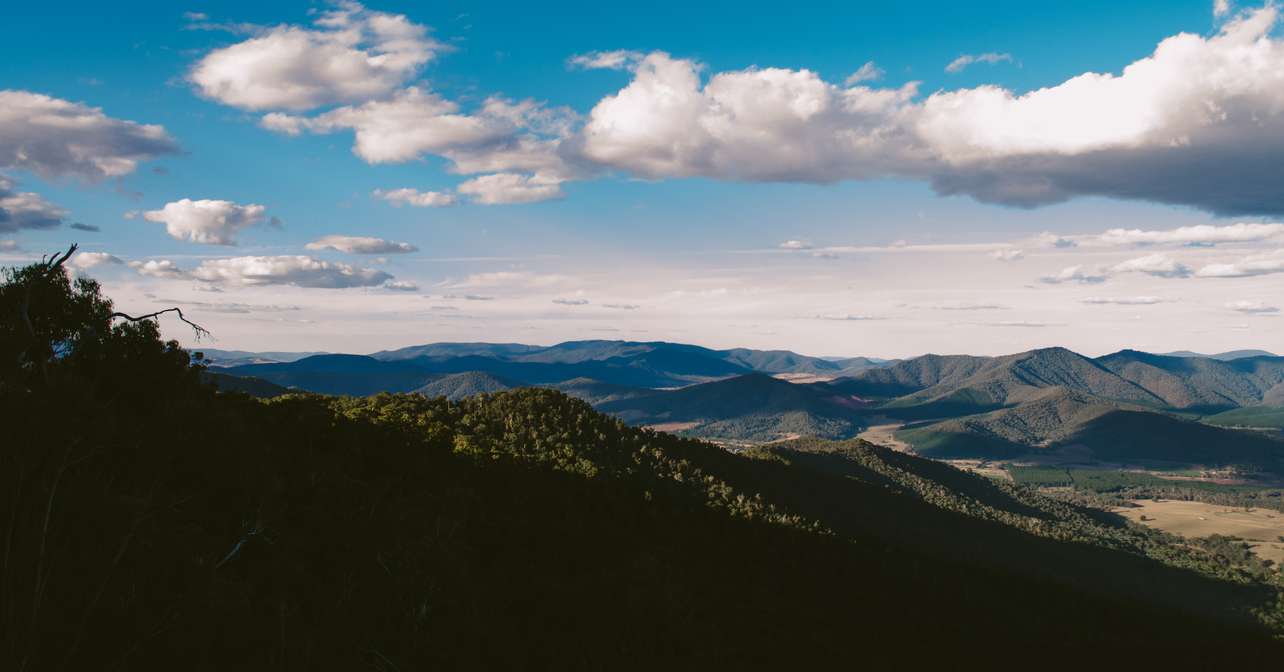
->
xmin=1203 ymin=406 xmax=1284 ymax=429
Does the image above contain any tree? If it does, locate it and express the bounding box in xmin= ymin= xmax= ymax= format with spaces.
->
xmin=1 ymin=244 xmax=206 ymax=399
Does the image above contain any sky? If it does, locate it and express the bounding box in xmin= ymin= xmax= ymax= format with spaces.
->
xmin=3 ymin=0 xmax=1284 ymax=358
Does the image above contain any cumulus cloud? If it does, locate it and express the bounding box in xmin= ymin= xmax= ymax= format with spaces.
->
xmin=1040 ymin=265 xmax=1108 ymax=285
xmin=262 ymin=88 xmax=508 ymax=162
xmin=70 ymin=251 xmax=122 ymax=269
xmin=142 ymin=199 xmax=269 ymax=245
xmin=374 ymin=188 xmax=458 ymax=207
xmin=1196 ymin=249 xmax=1284 ymax=277
xmin=306 ymin=235 xmax=416 ymax=254
xmin=580 ymin=52 xmax=924 ymax=182
xmin=575 ymin=9 xmax=1284 ymax=216
xmin=1215 ymin=0 xmax=1233 ymax=18
xmin=1110 ymin=253 xmax=1192 ymax=278
xmin=944 ymin=52 xmax=1013 ymax=73
xmin=844 ymin=61 xmax=884 ymax=85
xmin=191 ymin=255 xmax=393 ymax=288
xmin=0 ymin=176 xmax=68 ymax=232
xmin=1081 ymin=296 xmax=1163 ymax=305
xmin=990 ymin=248 xmax=1024 ymax=261
xmin=128 ymin=259 xmax=185 ymax=278
xmin=568 ymin=50 xmax=643 ymax=71
xmin=262 ymin=90 xmax=578 ymax=198
xmin=1226 ymin=299 xmax=1278 ymax=314
xmin=189 ymin=2 xmax=442 ymax=111
xmin=0 ymin=91 xmax=178 ymax=179
xmin=457 ymin=172 xmax=564 ymax=204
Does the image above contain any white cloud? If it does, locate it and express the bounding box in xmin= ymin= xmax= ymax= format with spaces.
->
xmin=568 ymin=50 xmax=643 ymax=71
xmin=142 ymin=199 xmax=269 ymax=245
xmin=383 ymin=280 xmax=419 ymax=291
xmin=1095 ymin=223 xmax=1284 ymax=247
xmin=0 ymin=239 xmax=16 ymax=251
xmin=552 ymin=298 xmax=589 ymax=305
xmin=0 ymin=90 xmax=177 ymax=179
xmin=191 ymin=255 xmax=393 ymax=288
xmin=779 ymin=239 xmax=812 ymax=250
xmin=602 ymin=303 xmax=640 ymax=310
xmin=990 ymin=248 xmax=1024 ymax=261
xmin=129 ymin=259 xmax=185 ymax=278
xmin=935 ymin=301 xmax=1008 ymax=311
xmin=261 ymin=87 xmax=505 ymax=162
xmin=189 ymin=2 xmax=442 ymax=111
xmin=449 ymin=271 xmax=571 ymax=289
xmin=945 ymin=52 xmax=1013 ymax=73
xmin=1081 ymin=296 xmax=1163 ymax=305
xmin=374 ymin=188 xmax=458 ymax=207
xmin=1110 ymin=253 xmax=1192 ymax=278
xmin=1032 ymin=232 xmax=1077 ymax=249
xmin=580 ymin=52 xmax=922 ymax=182
xmin=1196 ymin=249 xmax=1284 ymax=277
xmin=1039 ymin=265 xmax=1108 ymax=285
xmin=1226 ymin=299 xmax=1278 ymax=314
xmin=71 ymin=251 xmax=122 ymax=269
xmin=575 ymin=10 xmax=1284 ymax=216
xmin=262 ymin=91 xmax=577 ymax=199
xmin=1215 ymin=0 xmax=1233 ymax=19
xmin=844 ymin=61 xmax=884 ymax=85
xmin=306 ymin=235 xmax=417 ymax=254
xmin=0 ymin=176 xmax=67 ymax=232
xmin=456 ymin=172 xmax=564 ymax=204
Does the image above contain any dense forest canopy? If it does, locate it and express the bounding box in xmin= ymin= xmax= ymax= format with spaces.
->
xmin=3 ymin=252 xmax=1283 ymax=668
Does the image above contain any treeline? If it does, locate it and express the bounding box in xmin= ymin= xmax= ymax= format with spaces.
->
xmin=1011 ymin=466 xmax=1284 ymax=512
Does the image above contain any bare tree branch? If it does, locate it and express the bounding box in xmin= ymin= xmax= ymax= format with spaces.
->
xmin=109 ymin=308 xmax=211 ymax=341
xmin=46 ymin=244 xmax=77 ymax=273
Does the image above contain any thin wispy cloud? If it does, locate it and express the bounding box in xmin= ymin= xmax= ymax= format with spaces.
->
xmin=945 ymin=52 xmax=1014 ymax=73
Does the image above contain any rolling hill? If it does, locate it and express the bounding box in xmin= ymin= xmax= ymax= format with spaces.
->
xmin=598 ymin=373 xmax=867 ymax=441
xmin=211 ymin=340 xmax=1284 ymax=470
xmin=414 ymin=371 xmax=517 ymax=400
xmin=897 ymin=386 xmax=1284 ymax=470
xmin=868 ymin=348 xmax=1164 ymax=418
xmin=1097 ymin=350 xmax=1284 ymax=411
xmin=221 ymin=340 xmax=892 ymax=392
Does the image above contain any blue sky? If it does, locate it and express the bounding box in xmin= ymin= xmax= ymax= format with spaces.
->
xmin=3 ymin=1 xmax=1284 ymax=356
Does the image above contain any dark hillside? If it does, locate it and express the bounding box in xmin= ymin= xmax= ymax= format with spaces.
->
xmin=4 ymin=255 xmax=1283 ymax=668
xmin=599 ymin=373 xmax=865 ymax=440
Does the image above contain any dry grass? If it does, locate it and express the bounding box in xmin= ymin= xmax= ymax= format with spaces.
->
xmin=1116 ymin=500 xmax=1284 ymax=565
xmin=856 ymin=420 xmax=912 ymax=453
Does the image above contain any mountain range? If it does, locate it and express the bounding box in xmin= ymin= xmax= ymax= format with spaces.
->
xmin=208 ymin=340 xmax=1284 ymax=472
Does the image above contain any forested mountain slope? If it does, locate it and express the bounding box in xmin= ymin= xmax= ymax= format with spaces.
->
xmin=5 ymin=254 xmax=1282 ymax=667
